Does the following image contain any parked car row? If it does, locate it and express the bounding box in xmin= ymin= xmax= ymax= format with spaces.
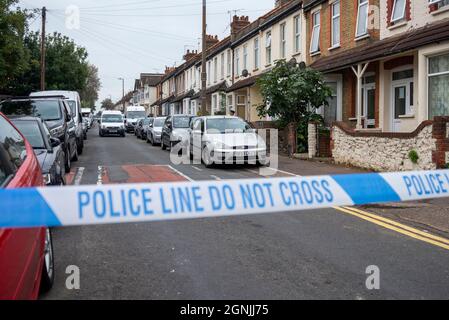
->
xmin=133 ymin=114 xmax=268 ymax=168
xmin=0 ymin=90 xmax=91 ymax=299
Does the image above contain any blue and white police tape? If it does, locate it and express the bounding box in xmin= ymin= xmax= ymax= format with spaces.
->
xmin=1 ymin=170 xmax=449 ymax=229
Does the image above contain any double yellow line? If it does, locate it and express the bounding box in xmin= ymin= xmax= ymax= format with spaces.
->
xmin=334 ymin=206 xmax=449 ymax=251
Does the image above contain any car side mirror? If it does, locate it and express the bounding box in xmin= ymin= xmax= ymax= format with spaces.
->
xmin=66 ymin=114 xmax=72 ymax=121
xmin=50 ymin=137 xmax=61 ymax=148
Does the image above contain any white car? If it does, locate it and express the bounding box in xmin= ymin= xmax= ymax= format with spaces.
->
xmin=99 ymin=111 xmax=125 ymax=137
xmin=189 ymin=116 xmax=267 ymax=167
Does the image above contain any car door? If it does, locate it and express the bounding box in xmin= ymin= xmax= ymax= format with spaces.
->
xmin=191 ymin=118 xmax=203 ymax=157
xmin=62 ymin=102 xmax=76 ymax=155
xmin=162 ymin=117 xmax=172 ymax=145
xmin=0 ymin=114 xmax=45 ymax=299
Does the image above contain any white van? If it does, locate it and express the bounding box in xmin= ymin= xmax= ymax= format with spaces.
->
xmin=99 ymin=111 xmax=125 ymax=137
xmin=31 ymin=91 xmax=84 ymax=155
xmin=124 ymin=106 xmax=146 ymax=133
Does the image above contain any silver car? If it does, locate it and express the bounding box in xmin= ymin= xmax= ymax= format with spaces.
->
xmin=146 ymin=117 xmax=166 ymax=146
xmin=161 ymin=115 xmax=193 ymax=150
xmin=189 ymin=116 xmax=267 ymax=167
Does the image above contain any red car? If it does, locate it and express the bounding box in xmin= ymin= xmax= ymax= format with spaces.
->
xmin=0 ymin=112 xmax=54 ymax=299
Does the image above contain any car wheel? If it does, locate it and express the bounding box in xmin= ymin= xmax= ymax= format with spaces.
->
xmin=72 ymin=144 xmax=79 ymax=162
xmin=202 ymin=147 xmax=213 ymax=168
xmin=39 ymin=228 xmax=55 ymax=293
xmin=65 ymin=148 xmax=71 ymax=173
xmin=77 ymin=138 xmax=83 ymax=155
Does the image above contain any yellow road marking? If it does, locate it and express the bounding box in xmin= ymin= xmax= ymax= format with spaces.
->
xmin=341 ymin=206 xmax=449 ymax=245
xmin=334 ymin=206 xmax=449 ymax=251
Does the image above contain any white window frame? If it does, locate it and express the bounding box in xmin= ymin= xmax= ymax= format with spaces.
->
xmin=391 ymin=0 xmax=406 ymax=23
xmin=213 ymin=57 xmax=218 ymax=83
xmin=207 ymin=61 xmax=211 ymax=85
xmin=355 ymin=0 xmax=369 ymax=38
xmin=235 ymin=48 xmax=240 ymax=77
xmin=243 ymin=44 xmax=248 ymax=70
xmin=220 ymin=53 xmax=225 ymax=80
xmin=227 ymin=50 xmax=232 ymax=77
xmin=310 ymin=10 xmax=320 ymax=54
xmin=280 ymin=23 xmax=286 ymax=59
xmin=294 ymin=15 xmax=301 ymax=53
xmin=331 ymin=1 xmax=340 ymax=48
xmin=254 ymin=37 xmax=260 ymax=69
xmin=427 ymin=53 xmax=449 ymax=119
xmin=265 ymin=31 xmax=272 ymax=65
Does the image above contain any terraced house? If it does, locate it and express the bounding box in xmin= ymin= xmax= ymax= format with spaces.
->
xmin=306 ymin=0 xmax=449 ymax=170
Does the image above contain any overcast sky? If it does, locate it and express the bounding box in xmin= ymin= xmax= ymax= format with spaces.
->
xmin=20 ymin=0 xmax=275 ymax=107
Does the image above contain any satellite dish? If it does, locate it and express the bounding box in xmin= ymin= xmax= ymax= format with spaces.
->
xmin=242 ymin=69 xmax=249 ymax=77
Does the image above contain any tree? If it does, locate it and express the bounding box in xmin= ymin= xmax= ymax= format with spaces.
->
xmin=11 ymin=31 xmax=90 ymax=95
xmin=80 ymin=64 xmax=101 ymax=110
xmin=101 ymin=98 xmax=114 ymax=110
xmin=256 ymin=60 xmax=332 ymax=155
xmin=0 ymin=0 xmax=30 ymax=94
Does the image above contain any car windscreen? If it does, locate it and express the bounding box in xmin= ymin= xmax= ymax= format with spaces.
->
xmin=206 ymin=118 xmax=252 ymax=134
xmin=153 ymin=119 xmax=165 ymax=127
xmin=173 ymin=117 xmax=190 ymax=128
xmin=0 ymin=100 xmax=62 ymax=121
xmin=127 ymin=111 xmax=146 ymax=119
xmin=102 ymin=115 xmax=123 ymax=123
xmin=67 ymin=100 xmax=76 ymax=115
xmin=12 ymin=120 xmax=46 ymax=149
xmin=143 ymin=119 xmax=152 ymax=125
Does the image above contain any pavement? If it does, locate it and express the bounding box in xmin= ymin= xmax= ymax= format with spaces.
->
xmin=41 ymin=127 xmax=449 ymax=300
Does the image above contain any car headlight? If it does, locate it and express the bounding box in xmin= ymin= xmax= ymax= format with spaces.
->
xmin=50 ymin=125 xmax=64 ymax=137
xmin=42 ymin=173 xmax=52 ymax=185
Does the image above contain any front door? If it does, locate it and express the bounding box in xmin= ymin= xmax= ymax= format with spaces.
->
xmin=236 ymin=95 xmax=246 ymax=119
xmin=362 ymin=84 xmax=376 ymax=128
xmin=392 ymin=84 xmax=408 ymax=132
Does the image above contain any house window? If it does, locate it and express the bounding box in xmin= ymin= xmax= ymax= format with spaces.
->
xmin=294 ymin=15 xmax=301 ymax=53
xmin=392 ymin=68 xmax=414 ymax=118
xmin=243 ymin=44 xmax=248 ymax=70
xmin=220 ymin=53 xmax=225 ymax=79
xmin=331 ymin=1 xmax=340 ymax=47
xmin=429 ymin=0 xmax=449 ymax=10
xmin=310 ymin=11 xmax=320 ymax=53
xmin=265 ymin=31 xmax=272 ymax=65
xmin=214 ymin=57 xmax=218 ymax=83
xmin=356 ymin=0 xmax=369 ymax=38
xmin=227 ymin=50 xmax=232 ymax=77
xmin=428 ymin=53 xmax=449 ymax=119
xmin=391 ymin=0 xmax=406 ymax=23
xmin=280 ymin=23 xmax=286 ymax=59
xmin=212 ymin=95 xmax=218 ymax=114
xmin=254 ymin=37 xmax=260 ymax=69
xmin=235 ymin=48 xmax=240 ymax=76
xmin=207 ymin=61 xmax=211 ymax=85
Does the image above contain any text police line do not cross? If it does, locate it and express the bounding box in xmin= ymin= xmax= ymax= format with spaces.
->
xmin=1 ymin=170 xmax=449 ymax=228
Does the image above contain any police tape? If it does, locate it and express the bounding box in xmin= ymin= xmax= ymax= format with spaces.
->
xmin=1 ymin=170 xmax=449 ymax=229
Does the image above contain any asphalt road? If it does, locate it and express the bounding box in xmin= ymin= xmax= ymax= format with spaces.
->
xmin=42 ymin=128 xmax=449 ymax=300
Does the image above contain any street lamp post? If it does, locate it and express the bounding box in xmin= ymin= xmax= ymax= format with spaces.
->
xmin=118 ymin=77 xmax=125 ymax=112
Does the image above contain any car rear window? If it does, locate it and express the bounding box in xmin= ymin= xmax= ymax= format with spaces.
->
xmin=154 ymin=118 xmax=165 ymax=127
xmin=173 ymin=117 xmax=190 ymax=128
xmin=0 ymin=100 xmax=62 ymax=121
xmin=12 ymin=120 xmax=46 ymax=149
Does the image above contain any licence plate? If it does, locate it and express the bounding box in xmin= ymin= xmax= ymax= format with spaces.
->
xmin=109 ymin=130 xmax=117 ymax=133
xmin=236 ymin=151 xmax=256 ymax=157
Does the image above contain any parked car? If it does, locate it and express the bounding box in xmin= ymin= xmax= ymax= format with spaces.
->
xmin=0 ymin=112 xmax=54 ymax=299
xmin=12 ymin=117 xmax=66 ymax=186
xmin=147 ymin=117 xmax=166 ymax=146
xmin=161 ymin=115 xmax=193 ymax=150
xmin=31 ymin=91 xmax=84 ymax=155
xmin=0 ymin=96 xmax=77 ymax=172
xmin=82 ymin=118 xmax=88 ymax=140
xmin=124 ymin=106 xmax=146 ymax=133
xmin=99 ymin=111 xmax=125 ymax=137
xmin=189 ymin=116 xmax=267 ymax=167
xmin=136 ymin=117 xmax=153 ymax=140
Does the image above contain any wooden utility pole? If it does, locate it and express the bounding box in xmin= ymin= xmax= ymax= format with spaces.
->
xmin=200 ymin=0 xmax=207 ymax=114
xmin=40 ymin=7 xmax=47 ymax=91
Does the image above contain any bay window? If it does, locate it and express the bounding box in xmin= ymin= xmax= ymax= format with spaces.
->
xmin=428 ymin=53 xmax=449 ymax=118
xmin=235 ymin=48 xmax=240 ymax=76
xmin=254 ymin=37 xmax=260 ymax=69
xmin=243 ymin=44 xmax=248 ymax=70
xmin=356 ymin=0 xmax=369 ymax=38
xmin=280 ymin=23 xmax=286 ymax=59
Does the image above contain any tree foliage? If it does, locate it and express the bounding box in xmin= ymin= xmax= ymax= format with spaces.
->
xmin=0 ymin=0 xmax=30 ymax=93
xmin=256 ymin=60 xmax=332 ymax=126
xmin=80 ymin=64 xmax=101 ymax=110
xmin=101 ymin=98 xmax=114 ymax=110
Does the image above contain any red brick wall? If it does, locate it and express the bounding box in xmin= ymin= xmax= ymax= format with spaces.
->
xmin=305 ymin=0 xmax=380 ymax=65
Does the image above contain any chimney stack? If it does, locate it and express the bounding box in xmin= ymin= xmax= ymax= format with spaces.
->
xmin=183 ymin=49 xmax=198 ymax=61
xmin=164 ymin=66 xmax=176 ymax=74
xmin=231 ymin=15 xmax=250 ymax=37
xmin=205 ymin=35 xmax=220 ymax=50
xmin=275 ymin=0 xmax=292 ymax=8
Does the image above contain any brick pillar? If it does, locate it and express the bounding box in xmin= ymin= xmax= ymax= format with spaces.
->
xmin=308 ymin=122 xmax=317 ymax=159
xmin=432 ymin=116 xmax=449 ymax=168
